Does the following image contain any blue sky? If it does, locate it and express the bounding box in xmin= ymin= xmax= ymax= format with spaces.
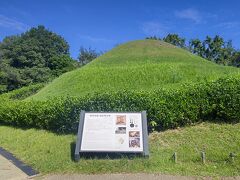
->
xmin=0 ymin=0 xmax=240 ymax=58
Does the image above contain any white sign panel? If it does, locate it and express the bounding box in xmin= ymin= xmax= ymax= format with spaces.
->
xmin=75 ymin=111 xmax=149 ymax=161
xmin=81 ymin=113 xmax=143 ymax=152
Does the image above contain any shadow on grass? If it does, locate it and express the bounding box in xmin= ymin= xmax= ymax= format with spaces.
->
xmin=70 ymin=141 xmax=143 ymax=161
xmin=70 ymin=142 xmax=76 ymax=161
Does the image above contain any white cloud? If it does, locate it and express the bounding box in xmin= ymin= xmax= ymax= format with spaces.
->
xmin=141 ymin=22 xmax=168 ymax=36
xmin=0 ymin=14 xmax=28 ymax=31
xmin=175 ymin=8 xmax=202 ymax=23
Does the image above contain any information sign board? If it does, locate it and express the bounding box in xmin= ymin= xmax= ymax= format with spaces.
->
xmin=74 ymin=111 xmax=149 ymax=161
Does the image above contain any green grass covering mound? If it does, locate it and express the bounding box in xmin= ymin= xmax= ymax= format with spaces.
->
xmin=30 ymin=40 xmax=240 ymax=100
xmin=0 ymin=122 xmax=239 ymax=176
xmin=1 ymin=40 xmax=240 ymax=133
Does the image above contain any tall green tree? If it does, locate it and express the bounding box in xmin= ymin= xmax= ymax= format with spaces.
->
xmin=78 ymin=47 xmax=99 ymax=66
xmin=1 ymin=25 xmax=70 ymax=68
xmin=189 ymin=39 xmax=205 ymax=57
xmin=190 ymin=35 xmax=236 ymax=65
xmin=0 ymin=25 xmax=77 ymax=93
xmin=203 ymin=35 xmax=224 ymax=62
xmin=163 ymin=34 xmax=186 ymax=48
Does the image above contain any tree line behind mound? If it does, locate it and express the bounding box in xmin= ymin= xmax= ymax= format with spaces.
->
xmin=147 ymin=34 xmax=240 ymax=67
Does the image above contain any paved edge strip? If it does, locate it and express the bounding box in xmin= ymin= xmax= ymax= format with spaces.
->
xmin=0 ymin=147 xmax=39 ymax=176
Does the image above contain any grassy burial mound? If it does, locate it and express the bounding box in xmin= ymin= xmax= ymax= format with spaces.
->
xmin=31 ymin=40 xmax=239 ymax=100
xmin=1 ymin=40 xmax=240 ymax=133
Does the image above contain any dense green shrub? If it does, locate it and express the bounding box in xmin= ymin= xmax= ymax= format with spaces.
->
xmin=0 ymin=83 xmax=44 ymax=101
xmin=0 ymin=76 xmax=240 ymax=133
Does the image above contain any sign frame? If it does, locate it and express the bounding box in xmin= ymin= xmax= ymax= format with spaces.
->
xmin=74 ymin=110 xmax=149 ymax=161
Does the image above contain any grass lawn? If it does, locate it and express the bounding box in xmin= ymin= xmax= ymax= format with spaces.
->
xmin=0 ymin=122 xmax=239 ymax=177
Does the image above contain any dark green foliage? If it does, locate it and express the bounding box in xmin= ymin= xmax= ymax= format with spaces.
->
xmin=163 ymin=34 xmax=186 ymax=48
xmin=230 ymin=52 xmax=240 ymax=67
xmin=146 ymin=36 xmax=161 ymax=40
xmin=189 ymin=36 xmax=236 ymax=65
xmin=0 ymin=76 xmax=239 ymax=133
xmin=1 ymin=25 xmax=69 ymax=68
xmin=3 ymin=83 xmax=44 ymax=100
xmin=188 ymin=39 xmax=205 ymax=57
xmin=48 ymin=55 xmax=77 ymax=76
xmin=0 ymin=25 xmax=77 ymax=93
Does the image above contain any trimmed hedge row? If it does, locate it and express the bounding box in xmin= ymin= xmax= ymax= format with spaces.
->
xmin=0 ymin=77 xmax=240 ymax=133
xmin=0 ymin=83 xmax=44 ymax=101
